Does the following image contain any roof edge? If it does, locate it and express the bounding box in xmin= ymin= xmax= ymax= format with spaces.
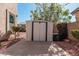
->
xmin=71 ymin=7 xmax=79 ymax=15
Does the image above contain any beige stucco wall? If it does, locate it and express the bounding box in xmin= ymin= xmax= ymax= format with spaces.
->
xmin=26 ymin=21 xmax=32 ymax=41
xmin=0 ymin=3 xmax=17 ymax=34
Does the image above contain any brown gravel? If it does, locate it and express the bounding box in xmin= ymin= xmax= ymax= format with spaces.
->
xmin=54 ymin=39 xmax=79 ymax=56
xmin=0 ymin=38 xmax=21 ymax=50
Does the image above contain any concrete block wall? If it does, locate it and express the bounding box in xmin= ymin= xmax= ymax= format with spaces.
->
xmin=67 ymin=22 xmax=79 ymax=41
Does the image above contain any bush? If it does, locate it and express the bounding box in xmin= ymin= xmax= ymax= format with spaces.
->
xmin=12 ymin=26 xmax=26 ymax=32
xmin=12 ymin=26 xmax=20 ymax=33
xmin=71 ymin=29 xmax=79 ymax=40
xmin=17 ymin=24 xmax=26 ymax=32
xmin=18 ymin=27 xmax=26 ymax=32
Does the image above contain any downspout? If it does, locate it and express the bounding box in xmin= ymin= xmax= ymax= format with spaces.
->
xmin=6 ymin=9 xmax=8 ymax=33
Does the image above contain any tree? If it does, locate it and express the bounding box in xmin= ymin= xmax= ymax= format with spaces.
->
xmin=49 ymin=3 xmax=62 ymax=22
xmin=12 ymin=26 xmax=19 ymax=39
xmin=31 ymin=3 xmax=50 ymax=21
xmin=30 ymin=3 xmax=72 ymax=23
xmin=61 ymin=9 xmax=72 ymax=23
xmin=31 ymin=9 xmax=40 ymax=20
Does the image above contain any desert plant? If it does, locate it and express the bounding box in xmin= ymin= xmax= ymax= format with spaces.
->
xmin=71 ymin=29 xmax=79 ymax=40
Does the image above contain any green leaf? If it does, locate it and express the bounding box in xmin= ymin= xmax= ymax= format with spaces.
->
xmin=68 ymin=16 xmax=72 ymax=19
xmin=62 ymin=10 xmax=69 ymax=16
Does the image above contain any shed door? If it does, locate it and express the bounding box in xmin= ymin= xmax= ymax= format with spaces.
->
xmin=39 ymin=23 xmax=46 ymax=41
xmin=33 ymin=22 xmax=40 ymax=41
xmin=47 ymin=22 xmax=53 ymax=41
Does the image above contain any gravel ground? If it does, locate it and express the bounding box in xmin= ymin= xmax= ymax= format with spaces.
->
xmin=54 ymin=40 xmax=79 ymax=56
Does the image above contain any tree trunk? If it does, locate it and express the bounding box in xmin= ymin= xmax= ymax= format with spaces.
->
xmin=15 ymin=32 xmax=16 ymax=39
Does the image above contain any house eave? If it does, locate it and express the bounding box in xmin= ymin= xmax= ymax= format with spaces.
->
xmin=71 ymin=7 xmax=79 ymax=15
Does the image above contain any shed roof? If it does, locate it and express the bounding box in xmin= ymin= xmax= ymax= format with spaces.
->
xmin=26 ymin=20 xmax=53 ymax=23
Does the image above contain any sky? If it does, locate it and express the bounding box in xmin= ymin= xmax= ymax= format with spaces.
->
xmin=17 ymin=3 xmax=36 ymax=24
xmin=17 ymin=3 xmax=79 ymax=24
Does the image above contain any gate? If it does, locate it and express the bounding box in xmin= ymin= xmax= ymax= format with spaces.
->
xmin=56 ymin=23 xmax=68 ymax=41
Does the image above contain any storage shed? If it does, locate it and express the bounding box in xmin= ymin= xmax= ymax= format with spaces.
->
xmin=26 ymin=20 xmax=53 ymax=42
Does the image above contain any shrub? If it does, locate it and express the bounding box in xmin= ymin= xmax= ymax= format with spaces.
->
xmin=18 ymin=27 xmax=26 ymax=32
xmin=71 ymin=29 xmax=79 ymax=40
xmin=12 ymin=26 xmax=20 ymax=33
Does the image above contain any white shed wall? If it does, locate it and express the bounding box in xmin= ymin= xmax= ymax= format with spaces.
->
xmin=26 ymin=21 xmax=53 ymax=42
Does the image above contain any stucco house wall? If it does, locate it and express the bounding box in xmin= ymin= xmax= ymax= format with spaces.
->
xmin=0 ymin=3 xmax=17 ymax=34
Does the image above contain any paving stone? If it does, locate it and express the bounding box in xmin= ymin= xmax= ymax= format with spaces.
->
xmin=0 ymin=39 xmax=69 ymax=56
xmin=55 ymin=41 xmax=79 ymax=56
xmin=48 ymin=43 xmax=70 ymax=56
